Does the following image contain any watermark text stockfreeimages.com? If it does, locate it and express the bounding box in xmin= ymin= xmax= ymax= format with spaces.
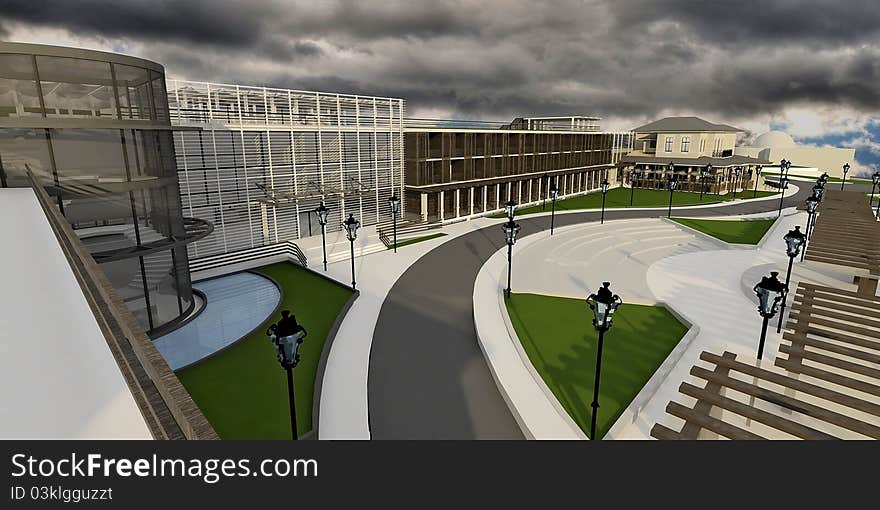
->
xmin=10 ymin=452 xmax=318 ymax=485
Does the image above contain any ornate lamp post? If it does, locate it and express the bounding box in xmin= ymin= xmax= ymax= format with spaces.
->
xmin=803 ymin=195 xmax=820 ymax=260
xmin=585 ymin=282 xmax=623 ymax=440
xmin=777 ymin=176 xmax=788 ymax=217
xmin=753 ymin=272 xmax=786 ymax=360
xmin=502 ymin=218 xmax=521 ymax=299
xmin=778 ymin=226 xmax=806 ymax=333
xmin=753 ymin=165 xmax=763 ymax=198
xmin=315 ymin=201 xmax=330 ymax=271
xmin=841 ymin=163 xmax=850 ymax=190
xmin=549 ymin=179 xmax=559 ymax=235
xmin=667 ymin=174 xmax=677 ymax=218
xmin=342 ymin=213 xmax=360 ymax=290
xmin=599 ymin=178 xmax=610 ymax=224
xmin=629 ymin=166 xmax=641 ymax=206
xmin=388 ymin=193 xmax=401 ymax=253
xmin=700 ymin=164 xmax=711 ymax=200
xmin=266 ymin=311 xmax=307 ymax=440
xmin=869 ymin=171 xmax=880 ymax=213
xmin=731 ymin=166 xmax=742 ymax=200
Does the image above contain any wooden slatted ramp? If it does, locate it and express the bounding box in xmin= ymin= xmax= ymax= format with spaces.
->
xmin=804 ymin=190 xmax=880 ymax=276
xmin=651 ymin=348 xmax=880 ymax=440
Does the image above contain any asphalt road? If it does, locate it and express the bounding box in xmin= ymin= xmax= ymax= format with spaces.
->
xmin=367 ymin=182 xmax=840 ymax=439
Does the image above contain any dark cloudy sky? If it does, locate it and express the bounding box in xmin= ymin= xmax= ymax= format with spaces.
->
xmin=2 ymin=0 xmax=878 ymax=172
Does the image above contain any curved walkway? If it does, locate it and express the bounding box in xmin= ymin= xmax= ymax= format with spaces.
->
xmin=368 ymin=185 xmax=820 ymax=439
xmin=154 ymin=272 xmax=281 ymax=370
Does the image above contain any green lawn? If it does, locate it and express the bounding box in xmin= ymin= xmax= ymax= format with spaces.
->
xmin=671 ymin=217 xmax=776 ymax=244
xmin=506 ymin=293 xmax=689 ymax=439
xmin=388 ymin=232 xmax=447 ymax=249
xmin=491 ymin=187 xmax=778 ymax=217
xmin=177 ymin=262 xmax=354 ymax=439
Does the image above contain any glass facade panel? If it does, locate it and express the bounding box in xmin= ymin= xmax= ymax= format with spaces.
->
xmin=0 ymin=128 xmax=54 ymax=187
xmin=0 ymin=54 xmax=42 ymax=117
xmin=35 ymin=56 xmax=117 ymax=119
xmin=114 ymin=64 xmax=153 ymax=120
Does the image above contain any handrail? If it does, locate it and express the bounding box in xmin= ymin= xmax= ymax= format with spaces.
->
xmin=26 ymin=169 xmax=218 ymax=440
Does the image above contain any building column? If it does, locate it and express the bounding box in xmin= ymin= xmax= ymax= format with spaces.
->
xmin=483 ymin=185 xmax=488 ymax=212
xmin=440 ymin=190 xmax=445 ymax=222
xmin=469 ymin=187 xmax=474 ymax=217
xmin=421 ymin=192 xmax=428 ymax=223
xmin=517 ymin=180 xmax=522 ymax=204
xmin=455 ymin=189 xmax=460 ymax=217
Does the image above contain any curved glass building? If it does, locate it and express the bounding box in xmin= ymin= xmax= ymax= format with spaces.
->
xmin=0 ymin=42 xmax=210 ymax=335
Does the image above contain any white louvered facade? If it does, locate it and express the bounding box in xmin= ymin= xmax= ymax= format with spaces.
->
xmin=167 ymin=79 xmax=404 ymax=261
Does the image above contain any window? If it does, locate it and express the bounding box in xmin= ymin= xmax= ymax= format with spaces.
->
xmin=681 ymin=136 xmax=690 ymax=153
xmin=664 ymin=136 xmax=673 ymax=153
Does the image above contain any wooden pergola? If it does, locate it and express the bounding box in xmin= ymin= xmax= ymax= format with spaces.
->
xmin=652 ymin=190 xmax=880 ymax=439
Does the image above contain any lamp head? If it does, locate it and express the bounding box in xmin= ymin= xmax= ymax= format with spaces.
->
xmin=315 ymin=201 xmax=329 ymax=226
xmin=343 ymin=213 xmax=360 ymax=241
xmin=784 ymin=226 xmax=806 ymax=257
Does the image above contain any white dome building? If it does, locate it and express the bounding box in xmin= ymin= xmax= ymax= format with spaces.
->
xmin=735 ymin=130 xmax=855 ymax=178
xmin=752 ymin=131 xmax=797 ymax=149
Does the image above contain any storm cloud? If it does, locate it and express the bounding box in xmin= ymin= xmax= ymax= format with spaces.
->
xmin=2 ymin=0 xmax=879 ymax=134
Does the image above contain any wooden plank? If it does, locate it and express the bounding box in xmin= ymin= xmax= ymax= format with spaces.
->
xmin=788 ymin=312 xmax=880 ymax=340
xmin=775 ymin=357 xmax=880 ymax=398
xmin=679 ymin=382 xmax=837 ymax=440
xmin=784 ymin=327 xmax=880 ymax=353
xmin=789 ymin=307 xmax=880 ymax=330
xmin=666 ymin=401 xmax=765 ymax=440
xmin=650 ymin=424 xmax=684 ymax=440
xmin=800 ymin=283 xmax=880 ymax=303
xmin=784 ymin=335 xmax=880 ymax=365
xmin=793 ymin=294 xmax=880 ymax=319
xmin=692 ymin=366 xmax=880 ymax=438
xmin=779 ymin=344 xmax=880 ymax=380
xmin=678 ymin=351 xmax=736 ymax=439
xmin=702 ymin=351 xmax=880 ymax=418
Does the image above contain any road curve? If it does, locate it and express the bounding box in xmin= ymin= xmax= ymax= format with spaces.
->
xmin=368 ymin=183 xmax=827 ymax=439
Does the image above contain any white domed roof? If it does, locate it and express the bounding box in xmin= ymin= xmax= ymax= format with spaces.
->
xmin=753 ymin=131 xmax=797 ymax=148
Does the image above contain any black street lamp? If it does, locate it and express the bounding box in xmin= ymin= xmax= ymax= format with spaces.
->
xmin=549 ymin=179 xmax=559 ymax=235
xmin=315 ymin=201 xmax=329 ymax=271
xmin=841 ymin=163 xmax=850 ymax=190
xmin=585 ymin=282 xmax=623 ymax=440
xmin=388 ymin=193 xmax=401 ymax=253
xmin=778 ymin=226 xmax=806 ymax=333
xmin=700 ymin=164 xmax=711 ymax=200
xmin=667 ymin=175 xmax=677 ymax=218
xmin=777 ymin=176 xmax=788 ymax=217
xmin=753 ymin=165 xmax=763 ymax=198
xmin=732 ymin=167 xmax=742 ymax=200
xmin=812 ymin=182 xmax=825 ymax=203
xmin=342 ymin=213 xmax=360 ymax=290
xmin=504 ymin=199 xmax=517 ymax=221
xmin=266 ymin=310 xmax=308 ymax=440
xmin=502 ymin=218 xmax=521 ymax=299
xmin=753 ymin=272 xmax=786 ymax=360
xmin=803 ymin=195 xmax=820 ymax=260
xmin=781 ymin=158 xmax=791 ymax=180
xmin=870 ymin=171 xmax=880 ymax=213
xmin=599 ymin=178 xmax=610 ymax=224
xmin=629 ymin=166 xmax=641 ymax=206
